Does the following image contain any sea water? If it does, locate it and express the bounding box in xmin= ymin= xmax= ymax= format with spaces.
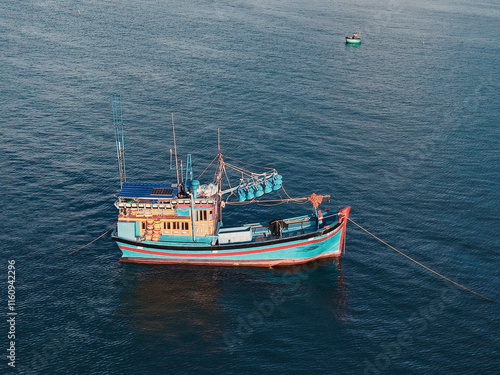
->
xmin=1 ymin=0 xmax=499 ymax=374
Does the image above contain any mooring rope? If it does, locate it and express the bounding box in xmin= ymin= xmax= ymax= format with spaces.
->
xmin=348 ymin=217 xmax=495 ymax=303
xmin=67 ymin=227 xmax=114 ymax=255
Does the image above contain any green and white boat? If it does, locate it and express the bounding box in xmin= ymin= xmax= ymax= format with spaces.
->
xmin=345 ymin=33 xmax=361 ymax=44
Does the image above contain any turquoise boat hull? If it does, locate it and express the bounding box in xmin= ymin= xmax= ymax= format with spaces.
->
xmin=112 ymin=207 xmax=350 ymax=267
xmin=345 ymin=37 xmax=361 ymax=44
xmin=109 ymin=96 xmax=351 ymax=268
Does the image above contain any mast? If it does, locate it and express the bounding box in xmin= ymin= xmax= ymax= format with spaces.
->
xmin=111 ymin=94 xmax=126 ymax=188
xmin=172 ymin=113 xmax=180 ymax=185
xmin=216 ymin=128 xmax=224 ymax=193
xmin=218 ymin=127 xmax=220 ymax=152
xmin=215 ymin=129 xmax=224 ymax=226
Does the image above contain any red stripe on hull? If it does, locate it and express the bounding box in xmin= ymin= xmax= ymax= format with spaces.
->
xmin=118 ymin=224 xmax=341 ymax=258
xmin=339 ymin=206 xmax=351 ymax=253
xmin=119 ymin=252 xmax=341 ymax=267
xmin=115 ymin=207 xmax=351 ymax=267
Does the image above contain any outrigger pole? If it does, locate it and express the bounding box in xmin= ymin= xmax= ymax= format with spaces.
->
xmin=111 ymin=94 xmax=126 ymax=188
xmin=171 ymin=113 xmax=180 ymax=186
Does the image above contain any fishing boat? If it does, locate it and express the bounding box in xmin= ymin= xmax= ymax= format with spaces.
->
xmin=110 ymin=95 xmax=350 ymax=267
xmin=345 ymin=33 xmax=361 ymax=44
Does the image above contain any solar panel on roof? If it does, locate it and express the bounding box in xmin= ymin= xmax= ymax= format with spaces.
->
xmin=119 ymin=182 xmax=178 ymax=198
xmin=151 ymin=188 xmax=174 ymax=196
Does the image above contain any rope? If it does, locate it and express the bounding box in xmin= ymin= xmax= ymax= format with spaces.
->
xmin=281 ymin=184 xmax=294 ymax=200
xmin=68 ymin=227 xmax=114 ymax=255
xmin=196 ymin=153 xmax=219 ymax=180
xmin=225 ymin=197 xmax=309 ymax=205
xmin=223 ymin=162 xmax=253 ymax=176
xmin=223 ymin=155 xmax=275 ymax=171
xmin=348 ymin=217 xmax=495 ymax=303
xmin=223 ymin=164 xmax=233 ymax=191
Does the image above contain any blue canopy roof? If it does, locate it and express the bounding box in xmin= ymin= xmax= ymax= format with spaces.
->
xmin=119 ymin=182 xmax=178 ymax=199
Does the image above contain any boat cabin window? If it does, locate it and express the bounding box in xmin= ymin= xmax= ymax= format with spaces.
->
xmin=197 ymin=210 xmax=212 ymax=221
xmin=166 ymin=221 xmax=189 ymax=231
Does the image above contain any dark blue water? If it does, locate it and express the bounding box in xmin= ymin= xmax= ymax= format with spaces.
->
xmin=1 ymin=0 xmax=499 ymax=374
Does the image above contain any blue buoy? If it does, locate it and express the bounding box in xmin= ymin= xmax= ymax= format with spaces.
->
xmin=238 ymin=188 xmax=246 ymax=202
xmin=246 ymin=187 xmax=255 ymax=200
xmin=272 ymin=174 xmax=282 ymax=191
xmin=255 ymin=183 xmax=264 ymax=197
xmin=264 ymin=180 xmax=273 ymax=193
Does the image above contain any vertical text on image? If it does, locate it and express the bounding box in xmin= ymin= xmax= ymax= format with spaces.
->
xmin=7 ymin=259 xmax=16 ymax=368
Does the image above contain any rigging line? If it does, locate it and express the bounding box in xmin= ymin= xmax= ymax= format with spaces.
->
xmin=281 ymin=184 xmax=294 ymax=200
xmin=223 ymin=162 xmax=273 ymax=180
xmin=257 ymin=202 xmax=287 ymax=207
xmin=223 ymin=162 xmax=255 ymax=176
xmin=225 ymin=189 xmax=237 ymax=203
xmin=223 ymin=164 xmax=233 ymax=190
xmin=68 ymin=227 xmax=114 ymax=255
xmin=225 ymin=197 xmax=309 ymax=205
xmin=223 ymin=154 xmax=276 ymax=171
xmin=348 ymin=217 xmax=496 ymax=303
xmin=197 ymin=153 xmax=219 ymax=180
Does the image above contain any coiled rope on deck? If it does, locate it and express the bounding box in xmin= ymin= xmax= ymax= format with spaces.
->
xmin=67 ymin=227 xmax=114 ymax=255
xmin=348 ymin=217 xmax=495 ymax=303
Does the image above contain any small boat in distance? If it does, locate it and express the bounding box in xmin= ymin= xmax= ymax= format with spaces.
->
xmin=109 ymin=95 xmax=351 ymax=267
xmin=346 ymin=32 xmax=361 ymax=44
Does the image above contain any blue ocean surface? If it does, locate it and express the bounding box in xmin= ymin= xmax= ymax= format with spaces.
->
xmin=1 ymin=0 xmax=499 ymax=374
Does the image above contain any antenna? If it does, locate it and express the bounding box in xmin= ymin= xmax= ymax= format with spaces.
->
xmin=218 ymin=128 xmax=221 ymax=152
xmin=172 ymin=113 xmax=180 ymax=185
xmin=111 ymin=94 xmax=126 ymax=188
